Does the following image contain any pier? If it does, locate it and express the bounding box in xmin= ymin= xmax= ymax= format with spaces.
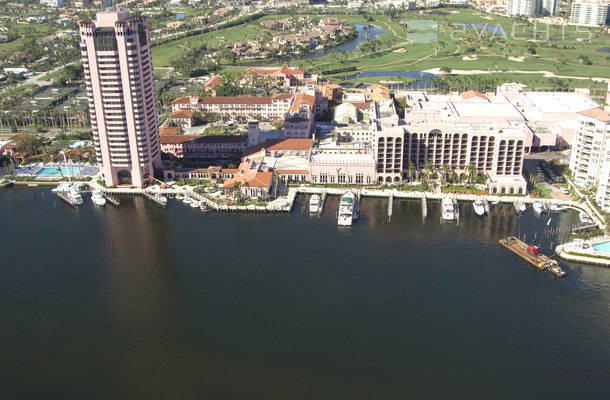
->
xmin=421 ymin=193 xmax=427 ymax=219
xmin=499 ymin=236 xmax=566 ymax=277
xmin=388 ymin=193 xmax=393 ymax=220
xmin=143 ymin=191 xmax=167 ymax=207
xmin=102 ymin=193 xmax=120 ymax=207
xmin=318 ymin=190 xmax=327 ymax=214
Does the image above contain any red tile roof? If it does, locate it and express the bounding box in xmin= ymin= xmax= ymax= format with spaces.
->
xmin=204 ymin=75 xmax=223 ymax=89
xmin=170 ymin=109 xmax=194 ymax=119
xmin=199 ymin=96 xmax=273 ymax=105
xmin=460 ymin=90 xmax=489 ymax=101
xmin=578 ymin=107 xmax=610 ymax=122
xmin=243 ymin=138 xmax=313 ymax=156
xmin=159 ymin=127 xmax=180 ymax=135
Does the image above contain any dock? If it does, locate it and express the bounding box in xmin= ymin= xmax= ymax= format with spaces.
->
xmin=102 ymin=193 xmax=120 ymax=207
xmin=499 ymin=236 xmax=566 ymax=277
xmin=143 ymin=191 xmax=167 ymax=207
xmin=388 ymin=193 xmax=393 ymax=219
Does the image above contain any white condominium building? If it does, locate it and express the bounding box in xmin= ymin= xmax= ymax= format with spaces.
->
xmin=569 ymin=107 xmax=610 ymax=210
xmin=79 ymin=11 xmax=161 ymax=187
xmin=507 ymin=0 xmax=539 ymax=16
xmin=570 ymin=1 xmax=610 ymax=26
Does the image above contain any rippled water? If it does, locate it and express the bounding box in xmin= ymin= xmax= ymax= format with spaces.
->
xmin=1 ymin=188 xmax=609 ymax=399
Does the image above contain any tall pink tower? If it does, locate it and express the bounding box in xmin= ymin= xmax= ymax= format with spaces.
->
xmin=79 ymin=11 xmax=160 ymax=187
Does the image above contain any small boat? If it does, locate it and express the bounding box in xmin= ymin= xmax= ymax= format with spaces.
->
xmin=532 ymin=200 xmax=545 ymax=214
xmin=155 ymin=195 xmax=168 ymax=206
xmin=513 ymin=201 xmax=526 ymax=213
xmin=579 ymin=212 xmax=592 ymax=224
xmin=539 ymin=260 xmax=567 ymax=277
xmin=91 ymin=190 xmax=106 ymax=207
xmin=309 ymin=194 xmax=320 ymax=213
xmin=441 ymin=197 xmax=457 ymax=221
xmin=337 ymin=191 xmax=358 ymax=226
xmin=67 ymin=187 xmax=83 ymax=205
xmin=491 ymin=201 xmax=500 ymax=205
xmin=549 ymin=204 xmax=567 ymax=212
xmin=200 ymin=201 xmax=209 ymax=212
xmin=176 ymin=194 xmax=184 ymax=200
xmin=189 ymin=201 xmax=198 ymax=208
xmin=473 ymin=200 xmax=485 ymax=216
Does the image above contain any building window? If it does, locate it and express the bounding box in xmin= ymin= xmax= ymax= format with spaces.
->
xmin=348 ymin=175 xmax=353 ymax=183
xmin=320 ymin=173 xmax=328 ymax=183
xmin=356 ymin=173 xmax=363 ymax=184
xmin=330 ymin=175 xmax=336 ymax=183
xmin=338 ymin=173 xmax=346 ymax=183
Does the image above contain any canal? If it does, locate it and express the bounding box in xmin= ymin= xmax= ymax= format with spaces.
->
xmin=1 ymin=188 xmax=609 ymax=399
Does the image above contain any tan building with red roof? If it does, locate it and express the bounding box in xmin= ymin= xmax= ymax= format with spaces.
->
xmin=160 ymin=134 xmax=247 ymax=161
xmin=171 ymin=94 xmax=293 ymax=120
xmin=168 ymin=109 xmax=195 ymax=128
xmin=222 ymin=152 xmax=275 ymax=199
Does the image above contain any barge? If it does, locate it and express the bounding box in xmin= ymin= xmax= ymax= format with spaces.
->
xmin=499 ymin=236 xmax=567 ymax=277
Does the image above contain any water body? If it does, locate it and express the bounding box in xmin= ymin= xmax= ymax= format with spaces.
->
xmin=300 ymin=24 xmax=388 ymax=60
xmin=1 ymin=188 xmax=609 ymax=399
xmin=597 ymin=47 xmax=610 ymax=53
xmin=454 ymin=23 xmax=506 ymax=35
xmin=343 ymin=71 xmax=439 ymax=89
xmin=175 ymin=13 xmax=186 ymax=20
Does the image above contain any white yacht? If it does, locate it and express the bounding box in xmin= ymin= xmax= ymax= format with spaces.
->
xmin=52 ymin=182 xmax=72 ymax=193
xmin=513 ymin=201 xmax=526 ymax=214
xmin=91 ymin=190 xmax=106 ymax=207
xmin=473 ymin=200 xmax=485 ymax=216
xmin=67 ymin=187 xmax=83 ymax=205
xmin=579 ymin=212 xmax=592 ymax=224
xmin=155 ymin=194 xmax=168 ymax=206
xmin=441 ymin=197 xmax=457 ymax=221
xmin=549 ymin=204 xmax=567 ymax=212
xmin=532 ymin=200 xmax=545 ymax=214
xmin=309 ymin=194 xmax=320 ymax=213
xmin=337 ymin=191 xmax=358 ymax=226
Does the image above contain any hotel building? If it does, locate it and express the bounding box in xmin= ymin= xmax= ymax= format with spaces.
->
xmin=79 ymin=11 xmax=161 ymax=187
xmin=171 ymin=94 xmax=294 ymax=120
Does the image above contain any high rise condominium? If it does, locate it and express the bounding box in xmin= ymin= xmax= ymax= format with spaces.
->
xmin=79 ymin=11 xmax=160 ymax=187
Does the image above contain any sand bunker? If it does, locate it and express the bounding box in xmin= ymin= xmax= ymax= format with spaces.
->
xmin=393 ymin=48 xmax=407 ymax=53
xmin=508 ymin=56 xmax=525 ymax=62
xmin=462 ymin=55 xmax=478 ymax=61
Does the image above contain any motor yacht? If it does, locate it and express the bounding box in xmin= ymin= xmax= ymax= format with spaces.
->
xmin=441 ymin=197 xmax=457 ymax=221
xmin=67 ymin=187 xmax=83 ymax=205
xmin=91 ymin=190 xmax=106 ymax=207
xmin=309 ymin=194 xmax=320 ymax=213
xmin=513 ymin=201 xmax=526 ymax=214
xmin=473 ymin=200 xmax=485 ymax=216
xmin=337 ymin=191 xmax=358 ymax=226
xmin=532 ymin=200 xmax=545 ymax=214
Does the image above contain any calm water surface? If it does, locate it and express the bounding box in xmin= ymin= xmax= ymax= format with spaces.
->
xmin=1 ymin=188 xmax=609 ymax=399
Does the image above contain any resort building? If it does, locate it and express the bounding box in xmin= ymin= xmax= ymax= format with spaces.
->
xmin=168 ymin=109 xmax=195 ymax=128
xmin=222 ymin=152 xmax=275 ymax=198
xmin=79 ymin=11 xmax=161 ymax=187
xmin=171 ymin=94 xmax=293 ymax=120
xmin=310 ymin=153 xmax=376 ymax=185
xmin=569 ymin=107 xmax=610 ymax=209
xmin=160 ymin=134 xmax=247 ymax=161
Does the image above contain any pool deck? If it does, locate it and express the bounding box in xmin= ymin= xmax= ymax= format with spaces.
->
xmin=556 ymin=236 xmax=610 ymax=267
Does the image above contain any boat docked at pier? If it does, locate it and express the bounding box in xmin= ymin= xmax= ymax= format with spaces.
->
xmin=473 ymin=200 xmax=486 ymax=216
xmin=579 ymin=212 xmax=592 ymax=224
xmin=532 ymin=200 xmax=546 ymax=214
xmin=91 ymin=190 xmax=106 ymax=207
xmin=309 ymin=194 xmax=320 ymax=213
xmin=549 ymin=204 xmax=567 ymax=212
xmin=513 ymin=201 xmax=526 ymax=214
xmin=337 ymin=191 xmax=358 ymax=226
xmin=67 ymin=187 xmax=83 ymax=205
xmin=441 ymin=197 xmax=458 ymax=221
xmin=155 ymin=194 xmax=168 ymax=206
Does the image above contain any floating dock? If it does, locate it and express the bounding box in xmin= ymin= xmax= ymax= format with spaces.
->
xmin=499 ymin=236 xmax=566 ymax=277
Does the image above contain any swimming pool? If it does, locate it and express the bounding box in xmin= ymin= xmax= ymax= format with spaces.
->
xmin=36 ymin=166 xmax=82 ymax=176
xmin=592 ymin=241 xmax=610 ymax=253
